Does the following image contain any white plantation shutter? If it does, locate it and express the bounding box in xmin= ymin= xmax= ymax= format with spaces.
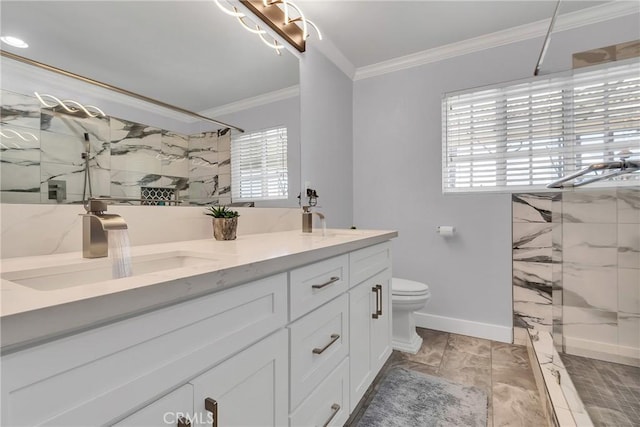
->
xmin=231 ymin=126 xmax=288 ymax=201
xmin=443 ymin=61 xmax=640 ymax=193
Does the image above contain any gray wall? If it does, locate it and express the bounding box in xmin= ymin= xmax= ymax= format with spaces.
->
xmin=217 ymin=96 xmax=301 ymax=208
xmin=352 ymin=14 xmax=640 ymax=341
xmin=300 ymin=43 xmax=354 ymax=228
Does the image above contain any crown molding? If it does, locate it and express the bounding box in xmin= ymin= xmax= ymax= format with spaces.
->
xmin=198 ymin=85 xmax=300 ymax=118
xmin=354 ymin=1 xmax=640 ymax=81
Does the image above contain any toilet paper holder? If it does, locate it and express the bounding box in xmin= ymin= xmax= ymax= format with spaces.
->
xmin=436 ymin=226 xmax=455 ymax=236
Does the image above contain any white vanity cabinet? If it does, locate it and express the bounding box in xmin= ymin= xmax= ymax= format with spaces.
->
xmin=115 ymin=331 xmax=288 ymax=427
xmin=348 ymin=244 xmax=393 ymax=412
xmin=1 ymin=236 xmax=395 ymax=427
xmin=287 ymin=255 xmax=351 ymax=426
xmin=1 ymin=274 xmax=287 ymax=427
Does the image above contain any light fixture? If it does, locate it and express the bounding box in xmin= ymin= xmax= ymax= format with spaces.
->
xmin=34 ymin=92 xmax=106 ymax=118
xmin=214 ymin=0 xmax=282 ymax=54
xmin=0 ymin=35 xmax=29 ymax=48
xmin=213 ymin=0 xmax=321 ymax=53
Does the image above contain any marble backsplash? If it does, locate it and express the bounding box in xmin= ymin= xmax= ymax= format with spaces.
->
xmin=513 ymin=188 xmax=640 ymax=366
xmin=1 ymin=90 xmax=231 ymax=206
xmin=0 ymin=203 xmax=301 ymax=258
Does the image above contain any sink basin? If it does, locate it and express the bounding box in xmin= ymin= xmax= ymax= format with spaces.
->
xmin=1 ymin=251 xmax=220 ymax=291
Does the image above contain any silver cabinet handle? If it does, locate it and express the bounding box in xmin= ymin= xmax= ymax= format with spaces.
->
xmin=376 ymin=284 xmax=383 ymax=316
xmin=312 ymin=334 xmax=340 ymax=354
xmin=312 ymin=276 xmax=340 ymax=289
xmin=372 ymin=285 xmax=380 ymax=319
xmin=322 ymin=403 xmax=341 ymax=427
xmin=177 ymin=417 xmax=191 ymax=427
xmin=204 ymin=398 xmax=218 ymax=427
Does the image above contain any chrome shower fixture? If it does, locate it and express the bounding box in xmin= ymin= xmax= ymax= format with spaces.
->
xmin=547 ymin=156 xmax=639 ymax=188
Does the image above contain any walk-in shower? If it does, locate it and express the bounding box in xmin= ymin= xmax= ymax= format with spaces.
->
xmin=513 ymin=187 xmax=639 ymax=426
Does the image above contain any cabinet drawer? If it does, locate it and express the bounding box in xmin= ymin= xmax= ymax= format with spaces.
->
xmin=289 ymin=294 xmax=349 ymax=411
xmin=289 ymin=358 xmax=349 ymax=427
xmin=349 ymin=242 xmax=391 ymax=287
xmin=289 ymin=254 xmax=348 ymax=321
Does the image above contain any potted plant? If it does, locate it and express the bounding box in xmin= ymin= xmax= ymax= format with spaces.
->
xmin=205 ymin=206 xmax=240 ymax=240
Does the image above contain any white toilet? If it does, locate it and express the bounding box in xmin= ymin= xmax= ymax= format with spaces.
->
xmin=391 ymin=278 xmax=430 ymax=354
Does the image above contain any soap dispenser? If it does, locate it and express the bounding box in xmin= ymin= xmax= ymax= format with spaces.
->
xmin=302 ymin=206 xmax=313 ymax=232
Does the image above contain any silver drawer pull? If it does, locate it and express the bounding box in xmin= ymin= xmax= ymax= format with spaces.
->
xmin=322 ymin=403 xmax=341 ymax=427
xmin=372 ymin=286 xmax=380 ymax=319
xmin=312 ymin=276 xmax=340 ymax=289
xmin=312 ymin=334 xmax=340 ymax=354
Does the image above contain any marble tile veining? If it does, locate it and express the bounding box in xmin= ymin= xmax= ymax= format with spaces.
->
xmin=1 ymin=90 xmax=41 ymax=130
xmin=618 ymin=223 xmax=640 ymax=269
xmin=1 ymin=161 xmax=40 ymax=192
xmin=618 ymin=268 xmax=640 ymax=315
xmin=617 ymin=188 xmax=640 ymax=224
xmin=0 ymin=123 xmax=40 ymax=163
xmin=561 ymin=190 xmax=618 ymax=223
xmin=562 ymin=223 xmax=618 ymax=267
xmin=512 ymin=193 xmax=554 ymax=223
xmin=562 ymin=265 xmax=617 ymax=312
xmin=513 ymin=223 xmax=554 ymax=263
xmin=1 ymin=90 xmax=236 ymax=205
xmin=160 ymin=131 xmax=189 ymax=179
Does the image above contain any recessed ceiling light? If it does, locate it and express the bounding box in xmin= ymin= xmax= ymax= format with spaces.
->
xmin=1 ymin=36 xmax=29 ymax=48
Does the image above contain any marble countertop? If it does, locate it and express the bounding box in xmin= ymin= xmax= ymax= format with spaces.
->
xmin=1 ymin=229 xmax=396 ymax=352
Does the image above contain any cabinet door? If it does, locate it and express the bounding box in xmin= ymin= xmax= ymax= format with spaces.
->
xmin=348 ymin=279 xmax=375 ymax=411
xmin=112 ymin=384 xmax=193 ymax=427
xmin=370 ymin=270 xmax=392 ymax=374
xmin=191 ymin=330 xmax=288 ymax=427
xmin=348 ymin=269 xmax=392 ymax=412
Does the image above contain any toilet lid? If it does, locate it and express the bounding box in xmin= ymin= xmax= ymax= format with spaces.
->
xmin=392 ymin=278 xmax=430 ymax=296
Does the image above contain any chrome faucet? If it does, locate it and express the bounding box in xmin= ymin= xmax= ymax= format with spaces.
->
xmin=302 ymin=206 xmax=326 ymax=233
xmin=82 ymin=199 xmax=128 ymax=258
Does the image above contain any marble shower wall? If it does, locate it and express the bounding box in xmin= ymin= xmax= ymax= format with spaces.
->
xmin=513 ymin=189 xmax=640 ymax=366
xmin=1 ymin=90 xmax=230 ymax=205
xmin=512 ymin=193 xmax=560 ymax=337
xmin=1 ymin=91 xmax=44 ymax=203
xmin=188 ymin=132 xmax=231 ymax=206
xmin=560 ymin=188 xmax=639 ymax=366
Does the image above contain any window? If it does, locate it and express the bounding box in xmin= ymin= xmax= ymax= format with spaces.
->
xmin=231 ymin=126 xmax=288 ymax=201
xmin=442 ymin=61 xmax=640 ymax=193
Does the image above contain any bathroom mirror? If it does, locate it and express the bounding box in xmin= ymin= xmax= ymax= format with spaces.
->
xmin=0 ymin=0 xmax=301 ymax=207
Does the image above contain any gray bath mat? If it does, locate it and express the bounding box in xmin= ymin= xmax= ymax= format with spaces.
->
xmin=356 ymin=367 xmax=487 ymax=427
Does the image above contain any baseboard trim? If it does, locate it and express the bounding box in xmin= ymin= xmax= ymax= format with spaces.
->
xmin=414 ymin=312 xmax=512 ymax=343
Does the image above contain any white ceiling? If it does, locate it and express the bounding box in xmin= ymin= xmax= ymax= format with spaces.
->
xmin=301 ymin=0 xmax=609 ymax=68
xmin=0 ymin=0 xmax=632 ymax=115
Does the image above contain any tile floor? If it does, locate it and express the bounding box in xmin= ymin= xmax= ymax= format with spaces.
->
xmin=561 ymin=353 xmax=640 ymax=426
xmin=346 ymin=328 xmax=548 ymax=427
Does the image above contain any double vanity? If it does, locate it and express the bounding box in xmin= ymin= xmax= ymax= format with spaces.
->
xmin=1 ymin=229 xmax=396 ymax=426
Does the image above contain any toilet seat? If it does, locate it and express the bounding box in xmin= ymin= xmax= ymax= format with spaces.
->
xmin=392 ymin=278 xmax=429 ymax=297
